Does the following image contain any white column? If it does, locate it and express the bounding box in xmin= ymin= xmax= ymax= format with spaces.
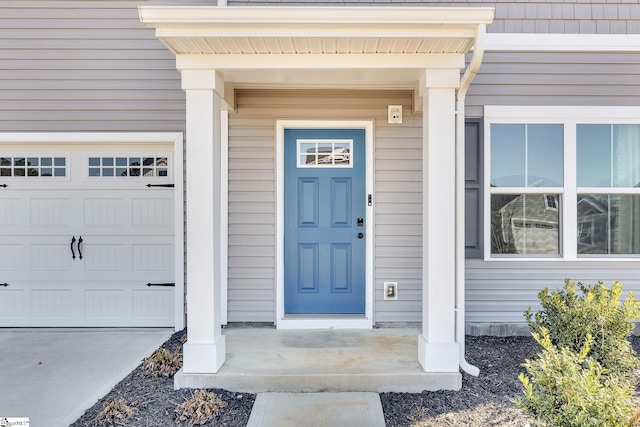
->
xmin=418 ymin=69 xmax=461 ymax=373
xmin=181 ymin=70 xmax=226 ymax=373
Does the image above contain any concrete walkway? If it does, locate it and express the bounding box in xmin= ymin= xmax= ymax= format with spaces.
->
xmin=247 ymin=392 xmax=386 ymax=427
xmin=0 ymin=328 xmax=173 ymax=426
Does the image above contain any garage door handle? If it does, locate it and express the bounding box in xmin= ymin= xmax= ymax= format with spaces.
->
xmin=78 ymin=236 xmax=83 ymax=260
xmin=70 ymin=236 xmax=76 ymax=259
xmin=0 ymin=283 xmax=8 ymax=287
xmin=0 ymin=184 xmax=6 ymax=188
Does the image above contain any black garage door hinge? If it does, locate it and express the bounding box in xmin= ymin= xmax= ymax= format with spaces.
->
xmin=146 ymin=184 xmax=174 ymax=188
xmin=146 ymin=282 xmax=175 ymax=287
xmin=0 ymin=283 xmax=8 ymax=287
xmin=0 ymin=184 xmax=7 ymax=188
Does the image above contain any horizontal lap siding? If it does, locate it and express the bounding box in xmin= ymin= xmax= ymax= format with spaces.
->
xmin=229 ymin=1 xmax=640 ymax=35
xmin=466 ymin=260 xmax=640 ymax=325
xmin=375 ymin=114 xmax=423 ymax=322
xmin=0 ymin=1 xmax=196 ymax=132
xmin=229 ymin=90 xmax=421 ymax=323
xmin=467 ymin=51 xmax=640 ymax=116
xmin=227 ymin=119 xmax=276 ymax=322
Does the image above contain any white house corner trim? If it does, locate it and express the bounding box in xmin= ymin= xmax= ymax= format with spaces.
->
xmin=173 ymin=132 xmax=186 ymax=331
xmin=275 ymin=120 xmax=375 ymax=330
xmin=220 ymin=110 xmax=229 ymax=325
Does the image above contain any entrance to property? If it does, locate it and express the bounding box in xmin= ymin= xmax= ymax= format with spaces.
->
xmin=283 ymin=128 xmax=366 ymax=315
xmin=0 ymin=140 xmax=179 ymax=327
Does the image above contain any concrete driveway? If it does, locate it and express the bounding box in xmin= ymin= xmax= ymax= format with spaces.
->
xmin=0 ymin=328 xmax=173 ymax=426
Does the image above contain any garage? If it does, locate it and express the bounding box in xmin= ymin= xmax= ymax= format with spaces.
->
xmin=0 ymin=133 xmax=183 ymax=327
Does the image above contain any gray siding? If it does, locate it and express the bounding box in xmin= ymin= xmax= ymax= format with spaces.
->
xmin=467 ymin=51 xmax=640 ymax=116
xmin=228 ymin=90 xmax=422 ymax=323
xmin=0 ymin=0 xmax=205 ymax=132
xmin=229 ymin=0 xmax=640 ymax=34
xmin=465 ymin=259 xmax=640 ymax=325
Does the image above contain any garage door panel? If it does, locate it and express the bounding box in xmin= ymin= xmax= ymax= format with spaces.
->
xmin=0 ymin=281 xmax=173 ymax=327
xmin=132 ymin=197 xmax=173 ymax=227
xmin=132 ymin=243 xmax=173 ymax=272
xmin=31 ymin=289 xmax=73 ymax=318
xmin=0 ymin=243 xmax=23 ymax=272
xmin=82 ymin=243 xmax=127 ymax=272
xmin=31 ymin=243 xmax=73 ymax=271
xmin=0 ymin=289 xmax=23 ymax=317
xmin=0 ymin=197 xmax=23 ymax=227
xmin=132 ymin=289 xmax=173 ymax=319
xmin=83 ymin=198 xmax=125 ymax=227
xmin=0 ymin=142 xmax=176 ymax=327
xmin=30 ymin=197 xmax=74 ymax=228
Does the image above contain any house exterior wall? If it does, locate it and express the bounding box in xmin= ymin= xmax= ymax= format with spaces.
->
xmin=229 ymin=0 xmax=640 ymax=35
xmin=228 ymin=90 xmax=422 ymax=323
xmin=467 ymin=51 xmax=640 ymax=117
xmin=3 ymin=0 xmax=640 ymax=328
xmin=0 ymin=0 xmax=191 ymax=132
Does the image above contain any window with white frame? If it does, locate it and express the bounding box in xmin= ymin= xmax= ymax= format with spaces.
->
xmin=296 ymin=139 xmax=352 ymax=168
xmin=485 ymin=107 xmax=640 ymax=259
xmin=489 ymin=123 xmax=563 ymax=256
xmin=576 ymin=124 xmax=640 ymax=255
xmin=87 ymin=156 xmax=169 ymax=178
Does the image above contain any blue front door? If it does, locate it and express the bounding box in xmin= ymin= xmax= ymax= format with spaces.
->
xmin=284 ymin=128 xmax=366 ymax=314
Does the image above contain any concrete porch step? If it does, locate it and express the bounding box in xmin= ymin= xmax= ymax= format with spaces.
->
xmin=174 ymin=327 xmax=461 ymax=392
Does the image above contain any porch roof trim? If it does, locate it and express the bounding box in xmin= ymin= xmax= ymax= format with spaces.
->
xmin=138 ymin=7 xmax=494 ymax=56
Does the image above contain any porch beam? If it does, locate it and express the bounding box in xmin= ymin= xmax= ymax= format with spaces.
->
xmin=181 ymin=69 xmax=226 ymax=374
xmin=418 ymin=68 xmax=461 ymax=375
xmin=176 ymin=54 xmax=465 ymax=71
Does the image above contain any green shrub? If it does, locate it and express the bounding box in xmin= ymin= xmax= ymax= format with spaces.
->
xmin=141 ymin=347 xmax=183 ymax=378
xmin=525 ymin=279 xmax=640 ymax=373
xmin=515 ymin=328 xmax=637 ymax=427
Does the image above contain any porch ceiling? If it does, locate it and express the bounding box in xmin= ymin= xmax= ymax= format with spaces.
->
xmin=139 ymin=6 xmax=494 ymax=90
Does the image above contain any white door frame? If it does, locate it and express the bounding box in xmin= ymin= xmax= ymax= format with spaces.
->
xmin=0 ymin=132 xmax=185 ymax=330
xmin=275 ymin=120 xmax=374 ymax=329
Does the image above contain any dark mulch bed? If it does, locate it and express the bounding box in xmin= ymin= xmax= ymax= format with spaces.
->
xmin=381 ymin=335 xmax=538 ymax=426
xmin=71 ymin=330 xmax=255 ymax=427
xmin=71 ymin=331 xmax=640 ymax=427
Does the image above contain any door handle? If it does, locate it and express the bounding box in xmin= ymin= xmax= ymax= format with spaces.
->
xmin=357 ymin=232 xmax=364 ymax=239
xmin=78 ymin=236 xmax=83 ymax=260
xmin=70 ymin=236 xmax=76 ymax=259
xmin=357 ymin=217 xmax=364 ymax=227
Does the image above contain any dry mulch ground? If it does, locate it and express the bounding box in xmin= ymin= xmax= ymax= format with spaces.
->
xmin=71 ymin=330 xmax=255 ymax=427
xmin=71 ymin=330 xmax=640 ymax=426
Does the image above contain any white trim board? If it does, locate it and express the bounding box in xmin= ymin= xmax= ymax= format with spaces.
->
xmin=275 ymin=120 xmax=375 ymax=330
xmin=485 ymin=33 xmax=640 ymax=52
xmin=0 ymin=132 xmax=185 ymax=330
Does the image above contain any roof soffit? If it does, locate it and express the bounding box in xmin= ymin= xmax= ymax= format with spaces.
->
xmin=139 ymin=6 xmax=493 ymax=90
xmin=139 ymin=6 xmax=494 ymax=56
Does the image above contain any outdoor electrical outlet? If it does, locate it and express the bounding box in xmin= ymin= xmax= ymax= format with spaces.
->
xmin=388 ymin=105 xmax=402 ymax=124
xmin=384 ymin=282 xmax=398 ymax=300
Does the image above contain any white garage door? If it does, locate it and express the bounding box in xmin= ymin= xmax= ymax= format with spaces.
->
xmin=0 ymin=142 xmax=176 ymax=327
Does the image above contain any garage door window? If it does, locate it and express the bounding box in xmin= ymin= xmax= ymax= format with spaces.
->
xmin=88 ymin=156 xmax=169 ymax=177
xmin=1 ymin=156 xmax=66 ymax=177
